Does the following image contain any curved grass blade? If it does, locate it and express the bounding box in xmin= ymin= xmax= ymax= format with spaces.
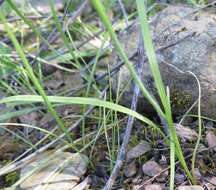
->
xmin=90 ymin=0 xmax=165 ymax=119
xmin=0 ymin=95 xmax=167 ymax=140
xmin=0 ymin=10 xmax=72 ymax=143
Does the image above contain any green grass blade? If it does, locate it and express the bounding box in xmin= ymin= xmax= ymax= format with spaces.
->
xmin=0 ymin=107 xmax=41 ymax=121
xmin=6 ymin=0 xmax=54 ymax=51
xmin=0 ymin=94 xmax=167 ymax=140
xmin=48 ymin=0 xmax=81 ymax=69
xmin=0 ymin=11 xmax=72 ymax=143
xmin=90 ymin=0 xmax=165 ymax=119
xmin=167 ymin=87 xmax=175 ymax=190
xmin=136 ymin=0 xmax=195 ymax=184
xmin=136 ymin=0 xmax=167 ymax=110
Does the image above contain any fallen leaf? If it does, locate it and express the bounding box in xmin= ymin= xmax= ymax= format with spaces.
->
xmin=206 ymin=131 xmax=216 ymax=151
xmin=175 ymin=123 xmax=198 ymax=141
xmin=127 ymin=141 xmax=151 ymax=160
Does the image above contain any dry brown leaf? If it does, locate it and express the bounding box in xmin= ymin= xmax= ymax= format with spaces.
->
xmin=206 ymin=131 xmax=216 ymax=151
xmin=127 ymin=141 xmax=151 ymax=160
xmin=175 ymin=123 xmax=198 ymax=141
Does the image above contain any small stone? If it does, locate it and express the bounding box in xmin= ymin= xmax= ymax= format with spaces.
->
xmin=124 ymin=161 xmax=137 ymax=178
xmin=175 ymin=173 xmax=186 ymax=185
xmin=209 ymin=176 xmax=216 ymax=184
xmin=177 ymin=185 xmax=204 ymax=190
xmin=127 ymin=141 xmax=151 ymax=160
xmin=206 ymin=131 xmax=216 ymax=151
xmin=142 ymin=161 xmax=162 ymax=177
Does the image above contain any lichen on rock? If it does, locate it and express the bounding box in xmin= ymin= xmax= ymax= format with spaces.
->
xmin=106 ymin=5 xmax=216 ymax=117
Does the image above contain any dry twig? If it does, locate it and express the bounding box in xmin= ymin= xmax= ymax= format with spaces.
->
xmin=103 ymin=33 xmax=144 ymax=190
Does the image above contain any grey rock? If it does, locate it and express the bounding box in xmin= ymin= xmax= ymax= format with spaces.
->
xmin=175 ymin=173 xmax=186 ymax=185
xmin=106 ymin=5 xmax=216 ymax=117
xmin=142 ymin=161 xmax=162 ymax=177
xmin=20 ymin=151 xmax=88 ymax=190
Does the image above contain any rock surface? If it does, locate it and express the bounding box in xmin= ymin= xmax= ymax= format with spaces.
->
xmin=106 ymin=5 xmax=216 ymax=117
xmin=20 ymin=151 xmax=88 ymax=190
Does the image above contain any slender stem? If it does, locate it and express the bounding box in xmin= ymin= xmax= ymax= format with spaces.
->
xmin=191 ymin=72 xmax=201 ymax=185
xmin=136 ymin=0 xmax=195 ymax=184
xmin=90 ymin=0 xmax=165 ymax=119
xmin=0 ymin=11 xmax=72 ymax=143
